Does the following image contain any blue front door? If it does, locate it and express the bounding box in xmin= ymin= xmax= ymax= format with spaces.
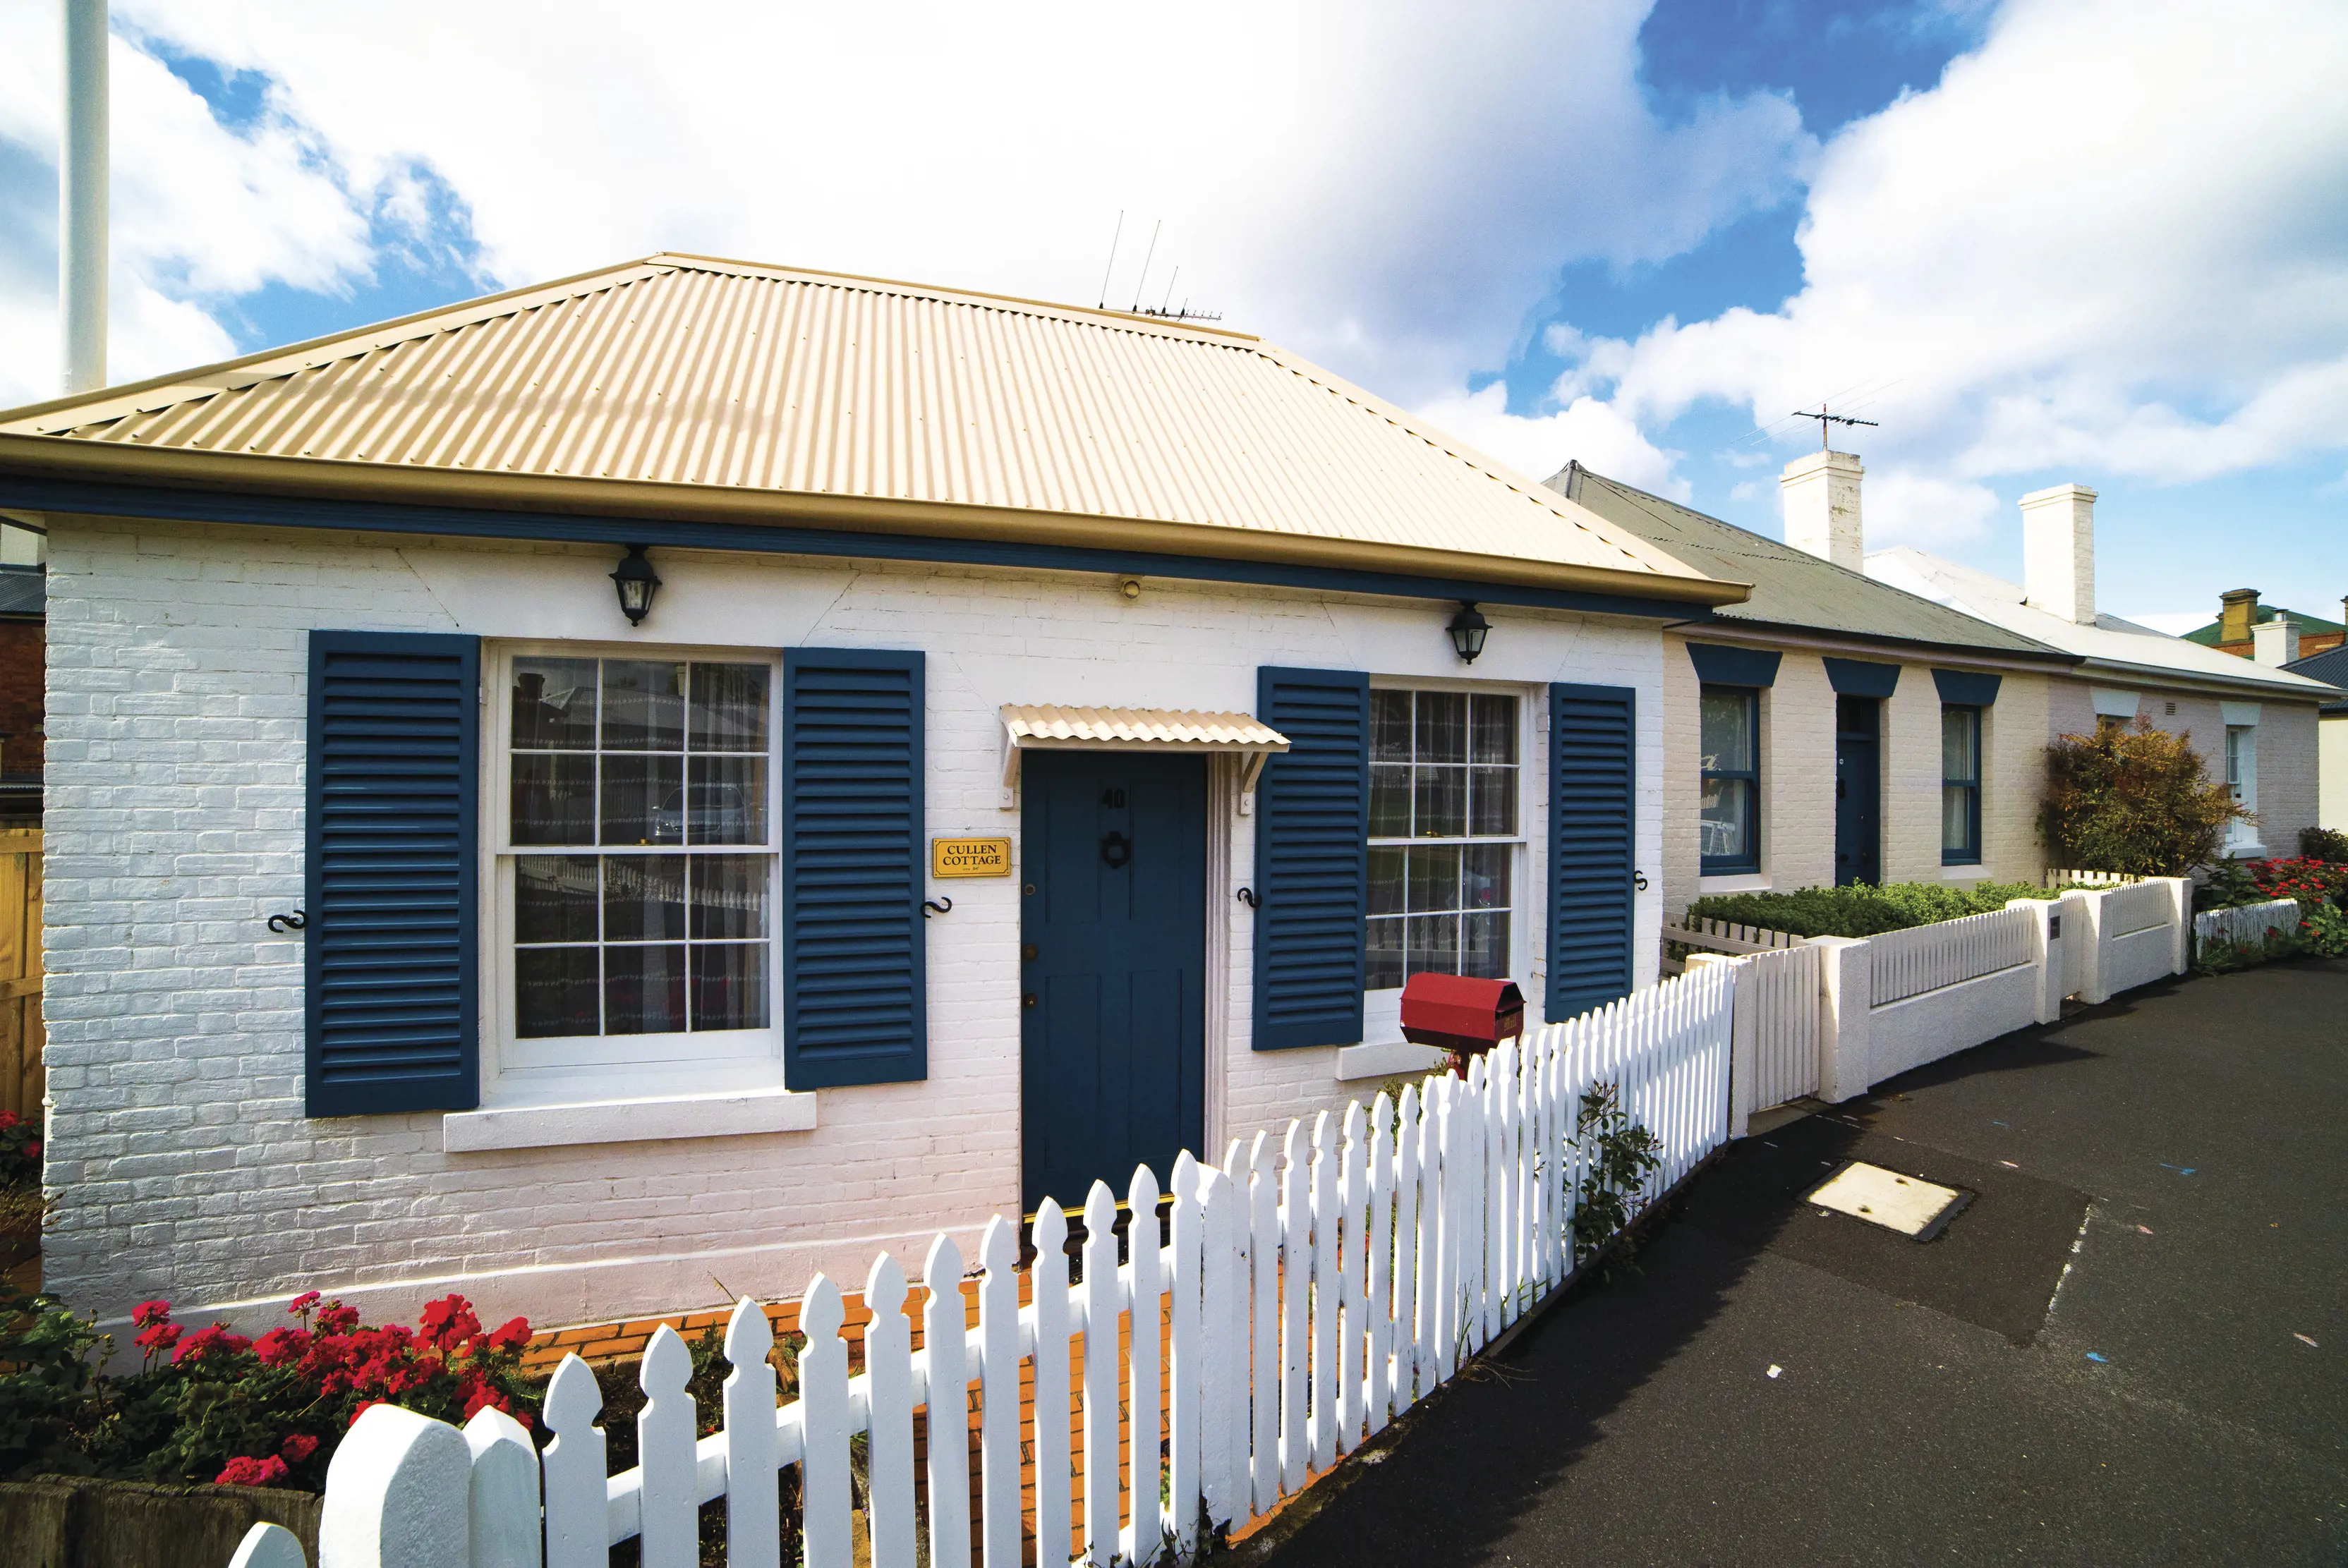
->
xmin=1020 ymin=752 xmax=1207 ymax=1213
xmin=1834 ymin=696 xmax=1881 ymax=887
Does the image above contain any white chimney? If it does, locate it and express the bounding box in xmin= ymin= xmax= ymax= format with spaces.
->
xmin=1780 ymin=449 xmax=1864 ymax=571
xmin=61 ymin=0 xmax=109 ymax=393
xmin=2253 ymin=616 xmax=2300 ymax=667
xmin=2020 ymin=483 xmax=2097 ymax=625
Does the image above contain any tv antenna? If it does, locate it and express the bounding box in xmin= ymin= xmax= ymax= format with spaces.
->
xmin=1793 ymin=402 xmax=1878 ymax=449
xmin=1096 ymin=211 xmax=1124 ymax=310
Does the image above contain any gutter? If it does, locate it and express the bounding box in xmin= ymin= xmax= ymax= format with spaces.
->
xmin=1661 ymin=616 xmax=2080 ymax=674
xmin=2071 ymin=653 xmax=2336 ymax=705
xmin=0 ymin=434 xmax=1752 ymax=610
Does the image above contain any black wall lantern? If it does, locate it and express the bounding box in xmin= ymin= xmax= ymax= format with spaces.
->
xmin=610 ymin=544 xmax=661 ymax=626
xmin=1447 ymin=600 xmax=1490 ymax=664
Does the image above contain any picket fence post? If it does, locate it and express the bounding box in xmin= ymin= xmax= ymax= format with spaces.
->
xmin=464 ymin=1406 xmax=541 ymax=1568
xmin=317 ymin=1403 xmax=470 ymax=1568
xmin=799 ymin=1276 xmax=853 ymax=1568
xmin=1127 ymin=1162 xmax=1166 ymax=1564
xmin=1031 ymin=1202 xmax=1073 ymax=1566
xmin=539 ymin=1356 xmax=603 ymax=1568
xmin=864 ymin=1255 xmax=917 ymax=1568
xmin=1081 ymin=1182 xmax=1120 ymax=1567
xmin=976 ymin=1216 xmax=1022 ymax=1568
xmin=922 ymin=1236 xmax=972 ymax=1568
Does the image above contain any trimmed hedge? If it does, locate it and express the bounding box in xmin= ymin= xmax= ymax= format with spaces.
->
xmin=1683 ymin=881 xmax=2059 ymax=940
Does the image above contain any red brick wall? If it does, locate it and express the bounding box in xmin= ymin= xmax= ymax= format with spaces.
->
xmin=0 ymin=621 xmax=43 ymax=777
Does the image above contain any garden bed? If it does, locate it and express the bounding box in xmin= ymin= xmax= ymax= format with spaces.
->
xmin=1683 ymin=880 xmax=2060 ymax=940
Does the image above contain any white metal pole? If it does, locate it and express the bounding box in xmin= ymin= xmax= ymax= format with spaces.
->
xmin=61 ymin=0 xmax=109 ymax=394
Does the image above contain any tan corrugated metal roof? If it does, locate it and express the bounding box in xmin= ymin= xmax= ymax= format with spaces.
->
xmin=1003 ymin=705 xmax=1290 ymax=751
xmin=0 ymin=255 xmax=1741 ymax=604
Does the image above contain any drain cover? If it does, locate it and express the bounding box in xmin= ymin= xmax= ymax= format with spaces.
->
xmin=1808 ymin=1161 xmax=1973 ymax=1241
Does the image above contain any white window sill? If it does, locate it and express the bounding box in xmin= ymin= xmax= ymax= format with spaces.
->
xmin=1336 ymin=1040 xmax=1448 ymax=1081
xmin=443 ymin=1084 xmax=818 ymax=1153
xmin=1940 ymin=864 xmax=1986 ymax=881
xmin=1698 ymin=873 xmax=1772 ymax=894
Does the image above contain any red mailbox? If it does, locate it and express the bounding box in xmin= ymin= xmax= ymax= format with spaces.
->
xmin=1399 ymin=973 xmax=1525 ymax=1057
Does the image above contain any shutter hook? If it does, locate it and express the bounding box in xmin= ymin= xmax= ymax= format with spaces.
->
xmin=267 ymin=908 xmax=308 ymax=933
xmin=922 ymin=897 xmax=952 ymax=918
xmin=1235 ymin=887 xmax=1260 ymax=909
xmin=1631 ymin=870 xmax=1649 ymax=892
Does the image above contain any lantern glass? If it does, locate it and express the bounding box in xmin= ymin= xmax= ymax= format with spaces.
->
xmin=1447 ymin=602 xmax=1490 ymax=664
xmin=611 ymin=545 xmax=662 ymax=626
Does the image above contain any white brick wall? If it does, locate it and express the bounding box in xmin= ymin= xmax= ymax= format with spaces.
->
xmin=2045 ymin=679 xmax=2320 ymax=861
xmin=44 ymin=516 xmax=1665 ymax=1332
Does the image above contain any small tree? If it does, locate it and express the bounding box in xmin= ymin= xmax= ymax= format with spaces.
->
xmin=2040 ymin=717 xmax=2244 ymax=875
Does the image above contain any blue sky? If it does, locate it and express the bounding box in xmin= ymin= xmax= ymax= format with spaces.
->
xmin=1 ymin=0 xmax=2342 ymax=631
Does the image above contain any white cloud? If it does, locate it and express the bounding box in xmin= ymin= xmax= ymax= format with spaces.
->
xmin=0 ymin=1 xmax=1813 ymax=413
xmin=1593 ymin=0 xmax=2348 ymax=499
xmin=2126 ymin=611 xmax=2213 ymax=637
xmin=1416 ymin=382 xmax=1686 ymax=497
xmin=1860 ymin=470 xmax=1999 ymax=549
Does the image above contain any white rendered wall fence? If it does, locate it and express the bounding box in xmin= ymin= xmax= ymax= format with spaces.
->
xmin=234 ymin=966 xmax=1736 ymax=1568
xmin=1867 ymin=906 xmax=2034 ymax=1006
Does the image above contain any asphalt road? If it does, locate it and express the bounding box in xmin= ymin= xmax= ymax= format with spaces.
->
xmin=1263 ymin=959 xmax=2348 ymax=1567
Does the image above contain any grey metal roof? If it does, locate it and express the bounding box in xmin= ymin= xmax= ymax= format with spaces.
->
xmin=0 ymin=569 xmax=43 ymax=619
xmin=1544 ymin=463 xmax=2065 ymax=660
xmin=2284 ymin=644 xmax=2348 ymax=713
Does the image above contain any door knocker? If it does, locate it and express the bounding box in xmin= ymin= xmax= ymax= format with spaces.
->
xmin=1100 ymin=830 xmax=1132 ymax=869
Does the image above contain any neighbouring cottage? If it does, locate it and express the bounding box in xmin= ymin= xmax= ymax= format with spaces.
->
xmin=1868 ymin=486 xmax=2333 ymax=861
xmin=0 ymin=255 xmax=1745 ymax=1336
xmin=1544 ymin=458 xmax=2081 ymax=918
xmin=2180 ymin=588 xmax=2347 ymax=662
xmin=2277 ymin=643 xmax=2348 ymax=832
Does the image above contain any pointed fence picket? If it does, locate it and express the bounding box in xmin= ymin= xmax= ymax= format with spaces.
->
xmin=248 ymin=963 xmax=1736 ymax=1568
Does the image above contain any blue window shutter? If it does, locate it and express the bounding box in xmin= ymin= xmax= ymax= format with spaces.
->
xmin=304 ymin=631 xmax=480 ymax=1116
xmin=1252 ymin=667 xmax=1369 ymax=1050
xmin=782 ymin=650 xmax=926 ymax=1089
xmin=1547 ymin=682 xmax=1637 ymax=1023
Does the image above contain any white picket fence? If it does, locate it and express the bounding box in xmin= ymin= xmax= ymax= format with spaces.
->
xmin=2192 ymin=897 xmax=2302 ymax=955
xmin=2046 ymin=867 xmax=2141 ymax=887
xmin=1867 ymin=904 xmax=2035 ymax=1006
xmin=237 ymin=965 xmax=1736 ymax=1568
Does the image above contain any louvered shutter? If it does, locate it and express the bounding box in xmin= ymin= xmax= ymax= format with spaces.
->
xmin=1252 ymin=667 xmax=1369 ymax=1050
xmin=304 ymin=631 xmax=480 ymax=1116
xmin=1546 ymin=682 xmax=1637 ymax=1023
xmin=782 ymin=650 xmax=927 ymax=1089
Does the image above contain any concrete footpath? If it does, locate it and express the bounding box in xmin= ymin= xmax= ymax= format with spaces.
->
xmin=1262 ymin=960 xmax=2348 ymax=1566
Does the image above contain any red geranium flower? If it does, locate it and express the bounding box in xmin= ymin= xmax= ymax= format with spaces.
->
xmin=132 ymin=1299 xmax=173 ymax=1327
xmin=279 ymin=1433 xmax=320 ymax=1464
xmin=215 ymin=1454 xmax=289 ymax=1488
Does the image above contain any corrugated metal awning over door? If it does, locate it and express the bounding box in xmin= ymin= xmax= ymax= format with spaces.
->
xmin=998 ymin=705 xmax=1289 ymax=808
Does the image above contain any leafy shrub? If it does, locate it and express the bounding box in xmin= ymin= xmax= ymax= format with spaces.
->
xmin=1684 ymin=880 xmax=2057 ymax=940
xmin=0 ymin=1289 xmax=540 ymax=1490
xmin=1570 ymin=1082 xmax=1662 ymax=1266
xmin=2194 ymin=857 xmax=2265 ymax=912
xmin=2040 ymin=717 xmax=2242 ymax=875
xmin=0 ymin=1110 xmax=39 ymax=1188
xmin=2299 ymin=826 xmax=2348 ymax=863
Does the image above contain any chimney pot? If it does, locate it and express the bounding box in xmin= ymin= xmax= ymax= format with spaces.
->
xmin=2218 ymin=588 xmax=2260 ymax=648
xmin=2020 ymin=483 xmax=2098 ymax=626
xmin=2253 ymin=616 xmax=2300 ymax=667
xmin=1780 ymin=450 xmax=1864 ymax=572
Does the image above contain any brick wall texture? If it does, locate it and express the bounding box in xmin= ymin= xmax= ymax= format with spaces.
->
xmin=40 ymin=516 xmax=1667 ymax=1336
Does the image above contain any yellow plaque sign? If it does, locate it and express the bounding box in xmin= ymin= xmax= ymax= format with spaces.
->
xmin=931 ymin=837 xmax=1012 ymax=878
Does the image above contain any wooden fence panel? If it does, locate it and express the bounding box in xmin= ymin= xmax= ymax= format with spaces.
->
xmin=0 ymin=830 xmax=41 ymax=1121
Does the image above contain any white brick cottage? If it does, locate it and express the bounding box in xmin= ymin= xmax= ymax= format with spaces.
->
xmin=0 ymin=256 xmax=1742 ymax=1334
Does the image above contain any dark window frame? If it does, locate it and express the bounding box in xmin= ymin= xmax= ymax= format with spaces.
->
xmin=1698 ymin=683 xmax=1761 ymax=876
xmin=1941 ymin=703 xmax=1983 ymax=865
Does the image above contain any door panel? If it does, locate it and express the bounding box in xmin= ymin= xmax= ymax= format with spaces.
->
xmin=1021 ymin=752 xmax=1207 ymax=1213
xmin=1834 ymin=696 xmax=1882 ymax=887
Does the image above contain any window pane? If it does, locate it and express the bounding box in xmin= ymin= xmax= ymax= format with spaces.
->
xmin=1470 ymin=767 xmax=1516 ymax=836
xmin=1407 ymin=844 xmax=1462 ymax=913
xmin=605 ymin=943 xmax=687 ymax=1034
xmin=691 ymin=855 xmax=770 ymax=940
xmin=1368 ymin=847 xmax=1406 ymax=918
xmin=512 ymin=658 xmax=598 ymax=750
xmin=691 ymin=944 xmax=769 ymax=1031
xmin=1369 ymin=765 xmax=1412 ymax=837
xmin=686 ymin=755 xmax=768 ymax=845
xmin=1462 ymin=912 xmax=1508 ymax=979
xmin=1942 ymin=784 xmax=1977 ymax=857
xmin=1470 ymin=695 xmax=1518 ymax=764
xmin=1700 ymin=777 xmax=1753 ymax=863
xmin=1371 ymin=691 xmax=1412 ymax=763
xmin=690 ymin=663 xmax=769 ymax=753
xmin=1405 ymin=913 xmax=1458 ymax=978
xmin=1415 ymin=691 xmax=1467 ymax=763
xmin=1366 ymin=917 xmax=1405 ymax=990
xmin=1942 ymin=707 xmax=1979 ymax=784
xmin=603 ymin=854 xmax=687 ymax=941
xmin=516 ymin=947 xmax=599 ymax=1038
xmin=600 ymin=754 xmax=684 ymax=846
xmin=1463 ymin=844 xmax=1511 ymax=911
xmin=512 ymin=754 xmax=596 ymax=845
xmin=1700 ymin=688 xmax=1754 ymax=773
xmin=516 ymin=856 xmax=598 ymax=944
xmin=1414 ymin=765 xmax=1466 ymax=837
xmin=602 ymin=660 xmax=686 ymax=750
